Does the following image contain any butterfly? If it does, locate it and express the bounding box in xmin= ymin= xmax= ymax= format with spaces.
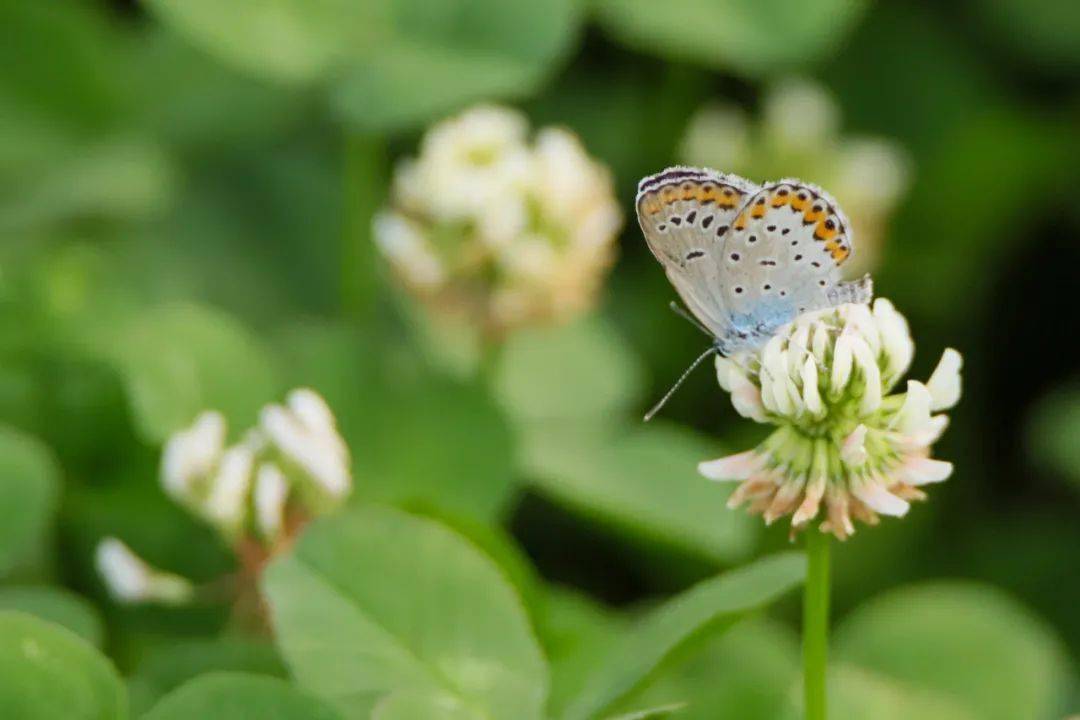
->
xmin=636 ymin=166 xmax=872 ymax=417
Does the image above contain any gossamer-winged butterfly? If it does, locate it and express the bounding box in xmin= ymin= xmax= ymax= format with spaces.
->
xmin=637 ymin=166 xmax=873 ymax=419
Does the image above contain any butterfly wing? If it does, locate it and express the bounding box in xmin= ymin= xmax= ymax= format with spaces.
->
xmin=719 ymin=179 xmax=871 ymax=342
xmin=636 ymin=166 xmax=760 ymax=339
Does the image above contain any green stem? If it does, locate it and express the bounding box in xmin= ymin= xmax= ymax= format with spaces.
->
xmin=341 ymin=131 xmax=387 ymax=321
xmin=803 ymin=529 xmax=830 ymax=720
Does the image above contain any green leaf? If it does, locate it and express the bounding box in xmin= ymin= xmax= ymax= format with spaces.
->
xmin=603 ymin=703 xmax=687 ymax=720
xmin=621 ymin=618 xmax=799 ymax=720
xmin=494 ymin=316 xmax=646 ymax=423
xmin=1027 ymin=385 xmax=1080 ymax=492
xmin=0 ymin=611 xmax=127 ymax=720
xmin=0 ymin=586 xmax=103 ymax=648
xmin=127 ymin=638 xmax=286 ymax=715
xmin=145 ymin=0 xmax=580 ymax=131
xmin=264 ymin=505 xmax=548 ymax=720
xmin=593 ymin=0 xmax=868 ymax=78
xmin=522 ymin=423 xmax=757 ymax=564
xmin=87 ymin=303 xmax=280 ymax=443
xmin=822 ymin=665 xmax=976 ymax=720
xmin=834 ymin=582 xmax=1071 ymax=720
xmin=142 ymin=672 xmax=342 ymax=720
xmin=0 ymin=426 xmax=60 ymax=577
xmin=371 ymin=690 xmax=478 ymax=720
xmin=275 ymin=322 xmax=517 ymax=521
xmin=561 ymin=552 xmax=806 ymax=720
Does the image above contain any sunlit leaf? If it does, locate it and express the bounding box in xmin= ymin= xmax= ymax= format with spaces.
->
xmin=0 ymin=611 xmax=127 ymax=720
xmin=142 ymin=672 xmax=341 ymax=720
xmin=561 ymin=552 xmax=805 ymax=720
xmin=264 ymin=505 xmax=548 ymax=720
xmin=834 ymin=582 xmax=1071 ymax=720
xmin=0 ymin=426 xmax=60 ymax=577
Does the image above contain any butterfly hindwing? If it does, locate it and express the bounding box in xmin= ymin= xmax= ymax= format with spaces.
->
xmin=721 ymin=179 xmax=871 ymax=329
xmin=636 ymin=167 xmax=759 ymax=338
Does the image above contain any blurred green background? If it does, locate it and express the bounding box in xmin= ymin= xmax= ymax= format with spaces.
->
xmin=1 ymin=0 xmax=1078 ymax=718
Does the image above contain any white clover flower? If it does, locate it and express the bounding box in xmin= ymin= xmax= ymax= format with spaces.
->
xmin=254 ymin=463 xmax=289 ymax=540
xmin=260 ymin=388 xmax=351 ymax=506
xmin=699 ymin=299 xmax=961 ymax=540
xmin=680 ymin=78 xmax=910 ymax=275
xmin=160 ymin=410 xmax=225 ymax=502
xmin=95 ymin=537 xmax=193 ymax=605
xmin=375 ymin=104 xmax=623 ymax=340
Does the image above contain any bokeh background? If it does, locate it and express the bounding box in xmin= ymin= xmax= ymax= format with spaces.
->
xmin=1 ymin=0 xmax=1078 ymax=717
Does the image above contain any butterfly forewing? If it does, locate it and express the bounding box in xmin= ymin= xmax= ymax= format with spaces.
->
xmin=635 ymin=167 xmax=759 ymax=338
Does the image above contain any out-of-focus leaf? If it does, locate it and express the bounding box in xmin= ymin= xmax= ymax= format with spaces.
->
xmin=560 ymin=552 xmax=805 ymax=720
xmin=834 ymin=582 xmax=1071 ymax=720
xmin=593 ymin=0 xmax=868 ymax=78
xmin=621 ymin=618 xmax=799 ymax=720
xmin=142 ymin=672 xmax=341 ymax=720
xmin=332 ymin=0 xmax=580 ymax=131
xmin=1027 ymin=385 xmax=1080 ymax=490
xmin=264 ymin=505 xmax=548 ymax=720
xmin=495 ymin=316 xmax=646 ymax=423
xmin=0 ymin=426 xmax=60 ymax=577
xmin=973 ymin=0 xmax=1080 ymax=75
xmin=0 ymin=586 xmax=103 ymax=648
xmin=603 ymin=703 xmax=687 ymax=719
xmin=275 ymin=322 xmax=517 ymax=521
xmin=127 ymin=637 xmax=286 ymax=715
xmin=541 ymin=588 xmax=626 ymax=718
xmin=820 ymin=664 xmax=976 ymax=720
xmin=86 ymin=303 xmax=281 ymax=443
xmin=0 ymin=611 xmax=127 ymax=719
xmin=371 ymin=690 xmax=480 ymax=720
xmin=145 ymin=0 xmax=580 ymax=132
xmin=522 ymin=423 xmax=757 ymax=564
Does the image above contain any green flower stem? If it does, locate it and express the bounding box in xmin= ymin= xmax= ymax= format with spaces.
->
xmin=341 ymin=132 xmax=387 ymax=321
xmin=803 ymin=529 xmax=830 ymax=720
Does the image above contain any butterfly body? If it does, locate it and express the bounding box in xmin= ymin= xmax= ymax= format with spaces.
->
xmin=637 ymin=166 xmax=872 ymax=356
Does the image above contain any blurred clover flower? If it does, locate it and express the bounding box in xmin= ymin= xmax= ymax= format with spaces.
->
xmin=374 ymin=104 xmax=623 ymax=342
xmin=699 ymin=300 xmax=961 ymax=540
xmin=95 ymin=538 xmax=194 ymax=605
xmin=96 ymin=388 xmax=351 ymax=605
xmin=681 ymin=78 xmax=910 ymax=274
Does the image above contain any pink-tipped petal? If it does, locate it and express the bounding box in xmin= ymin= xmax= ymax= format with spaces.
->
xmin=899 ymin=456 xmax=953 ymax=486
xmin=698 ymin=450 xmax=764 ymax=481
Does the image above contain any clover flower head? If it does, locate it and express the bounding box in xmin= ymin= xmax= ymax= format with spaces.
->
xmin=699 ymin=299 xmax=961 ymax=540
xmin=680 ymin=77 xmax=910 ymax=274
xmin=157 ymin=388 xmax=351 ymax=543
xmin=375 ymin=104 xmax=622 ymax=340
xmin=95 ymin=537 xmax=193 ymax=605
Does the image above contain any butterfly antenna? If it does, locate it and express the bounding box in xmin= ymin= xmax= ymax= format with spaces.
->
xmin=668 ymin=301 xmax=713 ymax=339
xmin=644 ymin=346 xmax=718 ymax=422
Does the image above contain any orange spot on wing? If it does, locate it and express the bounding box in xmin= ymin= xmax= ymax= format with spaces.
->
xmin=813 ymin=221 xmax=839 ymax=241
xmin=734 ymin=213 xmax=748 ymax=230
xmin=771 ymin=193 xmax=791 ymax=208
xmin=751 ymin=202 xmax=767 ymax=218
xmin=660 ymin=186 xmax=678 ymax=204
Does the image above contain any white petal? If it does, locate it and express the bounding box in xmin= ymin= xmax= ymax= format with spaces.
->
xmin=698 ymin=450 xmax=765 ymax=481
xmin=95 ymin=538 xmax=192 ymax=605
xmin=891 ymin=380 xmax=932 ymax=435
xmin=831 ymin=331 xmax=854 ymax=392
xmin=852 ymin=477 xmax=910 ymax=517
xmin=161 ymin=411 xmax=225 ymax=501
xmin=729 ymin=371 xmax=768 ymax=423
xmin=203 ymin=443 xmax=255 ymax=528
xmin=841 ymin=304 xmax=880 ymax=355
xmin=850 ymin=337 xmax=882 ymax=415
xmin=926 ymin=348 xmax=962 ymax=411
xmin=898 ymin=456 xmax=953 ymax=486
xmin=801 ymin=357 xmax=823 ymax=415
xmin=841 ymin=424 xmax=869 ymax=467
xmin=787 ymin=324 xmax=811 ymax=378
xmin=714 ymin=356 xmax=738 ymax=392
xmin=261 ymin=405 xmax=352 ymax=499
xmin=792 ymin=473 xmax=827 ymax=527
xmin=255 ymin=463 xmax=290 ymax=540
xmin=873 ymin=298 xmax=914 ymax=381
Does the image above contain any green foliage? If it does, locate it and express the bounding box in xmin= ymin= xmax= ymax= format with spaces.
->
xmin=264 ymin=505 xmax=548 ymax=720
xmin=144 ymin=0 xmax=581 ymax=131
xmin=522 ymin=423 xmax=757 ymax=564
xmin=0 ymin=611 xmax=127 ymax=720
xmin=0 ymin=586 xmax=104 ymax=648
xmin=0 ymin=426 xmax=60 ymax=577
xmin=86 ymin=303 xmax=281 ymax=443
xmin=143 ymin=672 xmax=342 ymax=720
xmin=561 ymin=552 xmax=805 ymax=720
xmin=834 ymin=582 xmax=1072 ymax=720
xmin=593 ymin=0 xmax=868 ymax=77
